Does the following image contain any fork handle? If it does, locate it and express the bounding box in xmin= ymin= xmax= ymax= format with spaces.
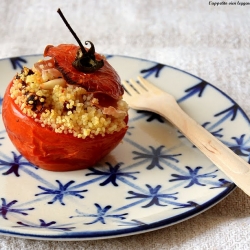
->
xmin=158 ymin=96 xmax=250 ymax=195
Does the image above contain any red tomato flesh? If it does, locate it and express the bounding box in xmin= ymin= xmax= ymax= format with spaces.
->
xmin=44 ymin=44 xmax=124 ymax=100
xmin=2 ymin=81 xmax=128 ymax=172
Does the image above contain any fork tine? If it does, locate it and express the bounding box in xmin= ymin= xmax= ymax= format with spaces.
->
xmin=137 ymin=76 xmax=162 ymax=93
xmin=137 ymin=76 xmax=151 ymax=90
xmin=122 ymin=80 xmax=137 ymax=96
xmin=129 ymin=79 xmax=148 ymax=94
xmin=122 ymin=76 xmax=161 ymax=99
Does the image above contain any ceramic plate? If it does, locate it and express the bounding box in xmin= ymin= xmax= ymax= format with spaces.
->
xmin=0 ymin=55 xmax=249 ymax=240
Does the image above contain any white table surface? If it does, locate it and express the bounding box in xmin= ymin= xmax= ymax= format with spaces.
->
xmin=0 ymin=0 xmax=250 ymax=249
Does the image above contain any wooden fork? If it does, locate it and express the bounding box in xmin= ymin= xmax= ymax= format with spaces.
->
xmin=122 ymin=76 xmax=250 ymax=196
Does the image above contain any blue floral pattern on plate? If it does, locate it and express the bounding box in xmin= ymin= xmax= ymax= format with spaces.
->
xmin=0 ymin=55 xmax=249 ymax=240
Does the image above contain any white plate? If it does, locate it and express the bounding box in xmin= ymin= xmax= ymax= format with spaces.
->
xmin=0 ymin=55 xmax=249 ymax=240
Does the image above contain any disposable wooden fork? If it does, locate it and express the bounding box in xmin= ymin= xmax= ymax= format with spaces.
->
xmin=122 ymin=76 xmax=250 ymax=196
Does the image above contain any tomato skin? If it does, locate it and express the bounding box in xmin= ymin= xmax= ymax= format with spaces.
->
xmin=2 ymin=81 xmax=128 ymax=172
xmin=44 ymin=44 xmax=124 ymax=100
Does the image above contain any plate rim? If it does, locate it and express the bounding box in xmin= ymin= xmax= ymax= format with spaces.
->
xmin=0 ymin=53 xmax=248 ymax=240
xmin=0 ymin=185 xmax=236 ymax=240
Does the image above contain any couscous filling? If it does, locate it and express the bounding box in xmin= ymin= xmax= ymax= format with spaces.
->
xmin=10 ymin=65 xmax=128 ymax=139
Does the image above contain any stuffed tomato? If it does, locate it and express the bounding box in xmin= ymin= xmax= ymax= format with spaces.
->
xmin=2 ymin=43 xmax=129 ymax=172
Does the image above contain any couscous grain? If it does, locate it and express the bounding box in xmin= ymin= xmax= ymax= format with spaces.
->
xmin=10 ymin=66 xmax=128 ymax=139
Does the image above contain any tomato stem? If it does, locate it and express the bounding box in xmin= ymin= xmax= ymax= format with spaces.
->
xmin=57 ymin=8 xmax=87 ymax=54
xmin=57 ymin=8 xmax=104 ymax=73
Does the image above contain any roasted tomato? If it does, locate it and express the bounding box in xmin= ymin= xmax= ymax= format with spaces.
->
xmin=2 ymin=82 xmax=128 ymax=172
xmin=3 ymin=10 xmax=128 ymax=172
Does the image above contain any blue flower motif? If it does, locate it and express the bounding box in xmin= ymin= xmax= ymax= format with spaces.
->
xmin=70 ymin=203 xmax=128 ymax=225
xmin=177 ymin=80 xmax=208 ymax=103
xmin=126 ymin=184 xmax=178 ymax=208
xmin=126 ymin=126 xmax=135 ymax=136
xmin=9 ymin=57 xmax=27 ymax=70
xmin=118 ymin=219 xmax=147 ymax=227
xmin=140 ymin=63 xmax=165 ymax=78
xmin=15 ymin=219 xmax=75 ymax=231
xmin=0 ymin=198 xmax=34 ymax=220
xmin=229 ymin=134 xmax=250 ymax=162
xmin=202 ymin=122 xmax=223 ymax=138
xmin=35 ymin=180 xmax=87 ymax=205
xmin=86 ymin=162 xmax=139 ymax=186
xmin=0 ymin=151 xmax=37 ymax=177
xmin=0 ymin=134 xmax=4 ymax=145
xmin=169 ymin=166 xmax=218 ymax=188
xmin=215 ymin=104 xmax=240 ymax=121
xmin=174 ymin=201 xmax=200 ymax=209
xmin=137 ymin=110 xmax=165 ymax=123
xmin=210 ymin=178 xmax=233 ymax=189
xmin=133 ymin=145 xmax=181 ymax=170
